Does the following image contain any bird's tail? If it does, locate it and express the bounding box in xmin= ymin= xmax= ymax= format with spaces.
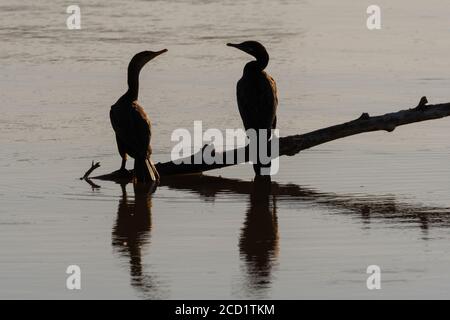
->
xmin=134 ymin=158 xmax=160 ymax=183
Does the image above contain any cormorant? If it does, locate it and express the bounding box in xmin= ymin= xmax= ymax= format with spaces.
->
xmin=227 ymin=41 xmax=278 ymax=176
xmin=110 ymin=49 xmax=167 ymax=183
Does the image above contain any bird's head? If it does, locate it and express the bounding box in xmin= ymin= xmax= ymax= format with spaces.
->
xmin=129 ymin=49 xmax=168 ymax=71
xmin=227 ymin=41 xmax=269 ymax=62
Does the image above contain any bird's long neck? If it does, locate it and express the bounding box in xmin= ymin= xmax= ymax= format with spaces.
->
xmin=245 ymin=51 xmax=269 ymax=73
xmin=126 ymin=65 xmax=142 ymax=102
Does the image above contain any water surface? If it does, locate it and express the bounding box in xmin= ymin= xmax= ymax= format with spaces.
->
xmin=1 ymin=0 xmax=450 ymax=299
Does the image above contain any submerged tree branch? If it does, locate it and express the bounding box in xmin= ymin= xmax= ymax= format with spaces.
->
xmin=88 ymin=96 xmax=450 ymax=180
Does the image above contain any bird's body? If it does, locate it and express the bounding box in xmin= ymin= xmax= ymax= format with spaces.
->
xmin=237 ymin=69 xmax=278 ymax=131
xmin=228 ymin=41 xmax=278 ymax=176
xmin=110 ymin=99 xmax=157 ymax=181
xmin=110 ymin=50 xmax=167 ymax=183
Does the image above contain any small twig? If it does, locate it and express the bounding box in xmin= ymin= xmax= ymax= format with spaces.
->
xmin=80 ymin=161 xmax=101 ymax=180
xmin=416 ymin=96 xmax=429 ymax=111
xmin=80 ymin=161 xmax=102 ymax=189
xmin=359 ymin=113 xmax=370 ymax=120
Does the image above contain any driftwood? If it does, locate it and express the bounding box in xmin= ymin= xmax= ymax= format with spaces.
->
xmin=87 ymin=96 xmax=450 ymax=181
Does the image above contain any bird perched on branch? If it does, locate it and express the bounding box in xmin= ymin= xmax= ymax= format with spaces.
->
xmin=110 ymin=49 xmax=167 ymax=183
xmin=227 ymin=41 xmax=278 ymax=176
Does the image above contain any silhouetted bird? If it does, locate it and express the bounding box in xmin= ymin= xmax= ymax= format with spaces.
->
xmin=110 ymin=50 xmax=167 ymax=183
xmin=227 ymin=41 xmax=278 ymax=176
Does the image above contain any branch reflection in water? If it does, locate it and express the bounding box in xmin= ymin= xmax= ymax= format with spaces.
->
xmin=105 ymin=175 xmax=450 ymax=298
xmin=161 ymin=175 xmax=450 ymax=297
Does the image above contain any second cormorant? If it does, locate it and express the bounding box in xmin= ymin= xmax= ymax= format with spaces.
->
xmin=227 ymin=41 xmax=278 ymax=176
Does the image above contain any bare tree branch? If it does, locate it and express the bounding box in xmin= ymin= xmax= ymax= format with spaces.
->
xmin=156 ymin=97 xmax=450 ymax=176
xmin=87 ymin=96 xmax=450 ymax=180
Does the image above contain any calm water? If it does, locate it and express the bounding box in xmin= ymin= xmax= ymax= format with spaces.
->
xmin=1 ymin=0 xmax=450 ymax=299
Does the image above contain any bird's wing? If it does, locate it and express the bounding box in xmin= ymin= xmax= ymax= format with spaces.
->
xmin=237 ymin=73 xmax=278 ymax=131
xmin=236 ymin=78 xmax=254 ymax=131
xmin=110 ymin=102 xmax=149 ymax=156
xmin=110 ymin=104 xmax=130 ymax=143
xmin=130 ymin=101 xmax=152 ymax=158
xmin=262 ymin=72 xmax=278 ymax=130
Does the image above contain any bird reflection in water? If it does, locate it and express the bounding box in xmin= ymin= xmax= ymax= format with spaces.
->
xmin=93 ymin=173 xmax=450 ymax=298
xmin=112 ymin=182 xmax=166 ymax=299
xmin=160 ymin=174 xmax=450 ymax=296
xmin=239 ymin=177 xmax=279 ymax=297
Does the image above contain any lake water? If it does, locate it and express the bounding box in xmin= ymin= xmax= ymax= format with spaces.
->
xmin=1 ymin=0 xmax=450 ymax=299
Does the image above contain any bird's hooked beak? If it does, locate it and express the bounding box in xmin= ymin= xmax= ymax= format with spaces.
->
xmin=227 ymin=43 xmax=254 ymax=57
xmin=227 ymin=43 xmax=241 ymax=50
xmin=142 ymin=49 xmax=168 ymax=65
xmin=153 ymin=49 xmax=168 ymax=58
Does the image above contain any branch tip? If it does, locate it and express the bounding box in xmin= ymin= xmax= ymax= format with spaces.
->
xmin=359 ymin=113 xmax=370 ymax=120
xmin=416 ymin=96 xmax=429 ymax=111
xmin=81 ymin=161 xmax=101 ymax=180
